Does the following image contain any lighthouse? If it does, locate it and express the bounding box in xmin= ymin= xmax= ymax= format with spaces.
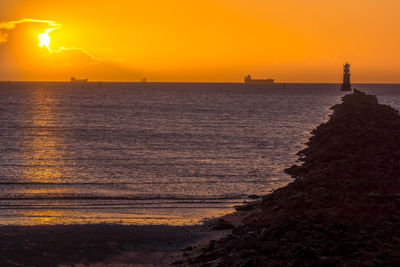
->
xmin=340 ymin=63 xmax=352 ymax=91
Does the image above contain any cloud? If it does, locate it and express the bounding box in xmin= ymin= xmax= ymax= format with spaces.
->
xmin=0 ymin=18 xmax=61 ymax=44
xmin=0 ymin=18 xmax=100 ymax=62
xmin=51 ymin=47 xmax=101 ymax=63
xmin=46 ymin=46 xmax=100 ymax=66
xmin=0 ymin=18 xmax=141 ymax=81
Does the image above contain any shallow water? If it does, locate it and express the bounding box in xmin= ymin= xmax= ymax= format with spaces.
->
xmin=0 ymin=82 xmax=398 ymax=225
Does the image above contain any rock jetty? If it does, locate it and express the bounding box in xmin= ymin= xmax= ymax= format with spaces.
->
xmin=187 ymin=90 xmax=400 ymax=266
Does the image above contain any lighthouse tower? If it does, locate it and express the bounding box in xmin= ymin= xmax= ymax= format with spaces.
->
xmin=340 ymin=63 xmax=352 ymax=91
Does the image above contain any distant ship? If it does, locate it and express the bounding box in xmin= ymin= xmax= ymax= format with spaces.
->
xmin=70 ymin=77 xmax=88 ymax=83
xmin=244 ymin=75 xmax=274 ymax=84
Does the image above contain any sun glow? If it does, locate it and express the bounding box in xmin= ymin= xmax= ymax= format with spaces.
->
xmin=39 ymin=29 xmax=52 ymax=50
xmin=1 ymin=1 xmax=400 ymax=82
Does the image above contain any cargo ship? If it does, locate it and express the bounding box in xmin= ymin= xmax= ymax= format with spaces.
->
xmin=244 ymin=75 xmax=274 ymax=84
xmin=70 ymin=77 xmax=88 ymax=82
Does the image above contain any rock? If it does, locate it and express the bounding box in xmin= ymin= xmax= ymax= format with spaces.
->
xmin=212 ymin=219 xmax=235 ymax=230
xmin=238 ymin=256 xmax=259 ymax=267
xmin=335 ymin=242 xmax=357 ymax=256
xmin=386 ymin=258 xmax=400 ymax=267
xmin=171 ymin=259 xmax=184 ymax=265
xmin=187 ymin=91 xmax=400 ymax=266
xmin=261 ymin=242 xmax=280 ymax=254
xmin=182 ymin=246 xmax=193 ymax=252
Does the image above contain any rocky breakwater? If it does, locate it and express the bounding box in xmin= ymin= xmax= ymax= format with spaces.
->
xmin=187 ymin=90 xmax=400 ymax=266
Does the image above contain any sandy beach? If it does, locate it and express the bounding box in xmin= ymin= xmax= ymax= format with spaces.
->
xmin=0 ymin=224 xmax=229 ymax=266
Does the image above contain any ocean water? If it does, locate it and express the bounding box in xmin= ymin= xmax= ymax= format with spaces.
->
xmin=0 ymin=82 xmax=399 ymax=225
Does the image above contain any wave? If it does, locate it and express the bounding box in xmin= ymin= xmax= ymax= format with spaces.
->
xmin=0 ymin=180 xmax=271 ymax=185
xmin=0 ymin=204 xmax=239 ymax=210
xmin=0 ymin=194 xmax=248 ymax=201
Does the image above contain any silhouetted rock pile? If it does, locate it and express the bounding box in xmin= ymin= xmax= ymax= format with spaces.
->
xmin=187 ymin=90 xmax=400 ymax=266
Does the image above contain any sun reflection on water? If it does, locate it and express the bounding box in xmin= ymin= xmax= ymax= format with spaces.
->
xmin=22 ymin=88 xmax=65 ymax=182
xmin=24 ymin=210 xmax=66 ymax=225
xmin=20 ymin=87 xmax=67 ymax=224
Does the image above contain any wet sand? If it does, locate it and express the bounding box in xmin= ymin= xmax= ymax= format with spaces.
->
xmin=0 ymin=224 xmax=229 ymax=266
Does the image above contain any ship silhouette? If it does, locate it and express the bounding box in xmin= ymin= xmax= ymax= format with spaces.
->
xmin=70 ymin=77 xmax=88 ymax=83
xmin=244 ymin=74 xmax=274 ymax=84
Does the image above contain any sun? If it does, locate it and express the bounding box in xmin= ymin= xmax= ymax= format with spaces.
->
xmin=39 ymin=29 xmax=52 ymax=50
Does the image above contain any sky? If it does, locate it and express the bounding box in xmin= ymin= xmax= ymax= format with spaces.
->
xmin=0 ymin=0 xmax=399 ymax=82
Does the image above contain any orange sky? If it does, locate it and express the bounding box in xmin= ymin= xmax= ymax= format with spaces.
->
xmin=0 ymin=0 xmax=399 ymax=82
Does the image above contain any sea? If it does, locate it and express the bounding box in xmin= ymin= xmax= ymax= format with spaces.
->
xmin=0 ymin=82 xmax=399 ymax=225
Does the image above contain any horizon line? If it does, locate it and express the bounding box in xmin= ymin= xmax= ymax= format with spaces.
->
xmin=1 ymin=80 xmax=400 ymax=85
